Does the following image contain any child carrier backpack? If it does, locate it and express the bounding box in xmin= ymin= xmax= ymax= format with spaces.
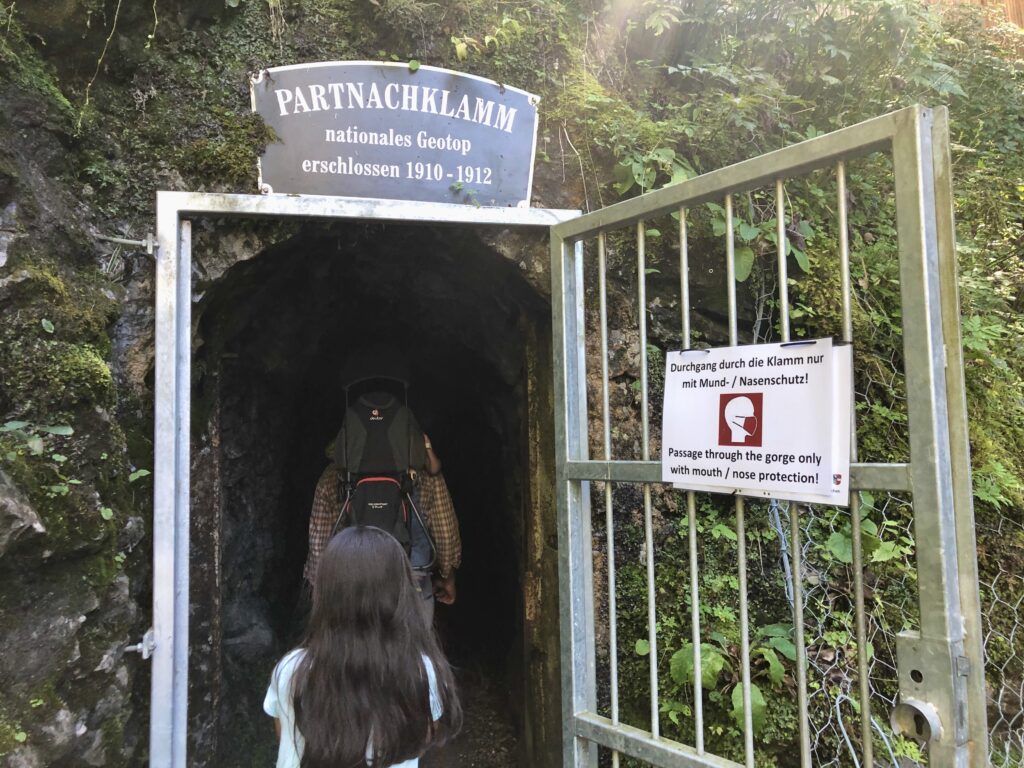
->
xmin=331 ymin=378 xmax=436 ymax=570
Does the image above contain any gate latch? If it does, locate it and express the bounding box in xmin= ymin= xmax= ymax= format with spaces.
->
xmin=125 ymin=628 xmax=156 ymax=660
xmin=890 ymin=630 xmax=969 ymax=748
xmin=891 ymin=698 xmax=943 ymax=744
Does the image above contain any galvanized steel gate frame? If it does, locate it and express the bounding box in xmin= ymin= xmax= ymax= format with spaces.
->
xmin=550 ymin=106 xmax=988 ymax=768
xmin=149 ymin=194 xmax=578 ymax=768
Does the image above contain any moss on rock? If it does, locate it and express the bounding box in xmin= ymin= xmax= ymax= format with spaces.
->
xmin=0 ymin=7 xmax=76 ymax=128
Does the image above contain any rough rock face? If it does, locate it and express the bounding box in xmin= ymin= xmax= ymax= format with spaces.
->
xmin=0 ymin=470 xmax=46 ymax=558
xmin=0 ymin=12 xmax=145 ymax=766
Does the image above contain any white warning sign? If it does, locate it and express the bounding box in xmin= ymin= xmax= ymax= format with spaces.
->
xmin=661 ymin=338 xmax=852 ymax=506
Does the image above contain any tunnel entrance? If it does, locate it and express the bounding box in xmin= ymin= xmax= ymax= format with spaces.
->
xmin=182 ymin=220 xmax=560 ymax=767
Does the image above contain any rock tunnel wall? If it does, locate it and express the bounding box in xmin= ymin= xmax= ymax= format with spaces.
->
xmin=182 ymin=221 xmax=561 ymax=767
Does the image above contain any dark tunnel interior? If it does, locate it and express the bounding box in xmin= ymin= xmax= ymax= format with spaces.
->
xmin=187 ymin=221 xmax=549 ymax=766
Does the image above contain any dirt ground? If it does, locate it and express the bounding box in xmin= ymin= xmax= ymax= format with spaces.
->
xmin=421 ymin=661 xmax=519 ymax=768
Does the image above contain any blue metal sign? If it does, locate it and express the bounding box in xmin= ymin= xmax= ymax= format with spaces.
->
xmin=251 ymin=61 xmax=539 ymax=207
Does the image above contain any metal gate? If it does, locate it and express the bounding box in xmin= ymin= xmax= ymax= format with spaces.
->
xmin=550 ymin=106 xmax=987 ymax=768
xmin=149 ymin=194 xmax=577 ymax=767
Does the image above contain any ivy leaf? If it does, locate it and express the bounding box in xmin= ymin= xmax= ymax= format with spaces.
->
xmin=871 ymin=540 xmax=902 ymax=562
xmin=100 ymin=507 xmax=114 ymax=521
xmin=734 ymin=246 xmax=755 ymax=282
xmin=669 ymin=163 xmax=693 ymax=185
xmin=635 ymin=639 xmax=650 ymax=656
xmin=1 ymin=421 xmax=30 ymax=432
xmin=660 ymin=700 xmax=689 ymax=726
xmin=712 ymin=219 xmax=727 ymax=237
xmin=673 ymin=642 xmax=729 ymax=687
xmin=792 ymin=247 xmax=811 ymax=273
xmin=37 ymin=425 xmax=73 ymax=436
xmin=645 ymin=229 xmax=661 ymax=238
xmin=731 ymin=682 xmax=767 ymax=732
xmin=129 ymin=469 xmax=152 ymax=483
xmin=738 ymin=222 xmax=760 ymax=242
xmin=699 ymin=644 xmax=728 ymax=688
xmin=826 ymin=530 xmax=853 ymax=563
xmin=13 ymin=731 xmax=27 ymax=743
xmin=756 ymin=647 xmax=785 ymax=685
xmin=408 ymin=59 xmax=421 ymax=72
xmin=768 ymin=636 xmax=797 ymax=661
xmin=613 ymin=163 xmax=635 ymax=195
xmin=710 ymin=522 xmax=737 ymax=541
xmin=41 ymin=318 xmax=55 ymax=334
xmin=757 ymin=623 xmax=792 ymax=638
xmin=670 ymin=647 xmax=691 ymax=684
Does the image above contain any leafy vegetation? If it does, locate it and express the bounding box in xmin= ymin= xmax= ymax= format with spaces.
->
xmin=0 ymin=0 xmax=1021 ymax=762
xmin=557 ymin=0 xmax=1023 ymax=762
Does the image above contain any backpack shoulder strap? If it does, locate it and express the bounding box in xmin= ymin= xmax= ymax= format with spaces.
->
xmin=335 ymin=405 xmax=369 ymax=474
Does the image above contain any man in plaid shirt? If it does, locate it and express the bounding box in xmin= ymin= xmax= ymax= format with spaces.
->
xmin=303 ymin=433 xmax=462 ymax=605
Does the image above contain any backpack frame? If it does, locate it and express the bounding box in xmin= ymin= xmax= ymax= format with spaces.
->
xmin=330 ymin=376 xmax=436 ymax=571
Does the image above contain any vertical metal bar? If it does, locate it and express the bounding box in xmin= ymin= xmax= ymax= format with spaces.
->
xmin=553 ymin=235 xmax=597 ymax=768
xmin=680 ymin=209 xmax=692 ymax=345
xmin=151 ymin=196 xmax=179 ymax=768
xmin=736 ymin=498 xmax=753 ymax=768
xmin=680 ymin=209 xmax=704 ymax=754
xmin=892 ymin=105 xmax=969 ymax=766
xmin=787 ymin=506 xmax=811 ymax=767
xmin=725 ymin=195 xmax=755 ymax=768
xmin=930 ymin=108 xmax=989 ymax=767
xmin=776 ymin=180 xmax=812 ymax=768
xmin=837 ymin=164 xmax=853 ymax=343
xmin=637 ymin=221 xmax=660 ymax=740
xmin=838 ymin=160 xmax=875 ymax=767
xmin=775 ymin=180 xmax=791 ymax=342
xmin=172 ymin=220 xmax=192 ymax=768
xmin=598 ymin=232 xmax=621 ymax=768
xmin=725 ymin=196 xmax=738 ymax=342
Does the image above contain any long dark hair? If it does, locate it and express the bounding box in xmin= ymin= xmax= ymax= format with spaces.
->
xmin=291 ymin=526 xmax=461 ymax=768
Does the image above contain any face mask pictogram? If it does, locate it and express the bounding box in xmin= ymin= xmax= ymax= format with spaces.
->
xmin=718 ymin=393 xmax=763 ymax=447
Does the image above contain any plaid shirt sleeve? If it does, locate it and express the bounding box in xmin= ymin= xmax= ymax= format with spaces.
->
xmin=304 ymin=464 xmax=341 ymax=583
xmin=420 ymin=472 xmax=461 ymax=579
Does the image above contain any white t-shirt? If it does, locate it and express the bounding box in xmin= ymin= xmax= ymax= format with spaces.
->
xmin=263 ymin=648 xmax=442 ymax=768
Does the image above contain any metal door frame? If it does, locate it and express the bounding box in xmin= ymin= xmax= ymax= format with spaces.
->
xmin=550 ymin=105 xmax=987 ymax=767
xmin=150 ymin=192 xmax=579 ymax=768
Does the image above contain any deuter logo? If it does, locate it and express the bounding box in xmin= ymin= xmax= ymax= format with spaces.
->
xmin=369 ymin=408 xmax=383 ymax=422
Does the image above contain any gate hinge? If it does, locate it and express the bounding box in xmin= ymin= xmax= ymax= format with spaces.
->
xmin=96 ymin=233 xmax=156 ymax=257
xmin=125 ymin=628 xmax=156 ymax=660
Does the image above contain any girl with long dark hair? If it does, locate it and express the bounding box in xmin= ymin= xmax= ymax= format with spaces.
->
xmin=264 ymin=526 xmax=462 ymax=768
